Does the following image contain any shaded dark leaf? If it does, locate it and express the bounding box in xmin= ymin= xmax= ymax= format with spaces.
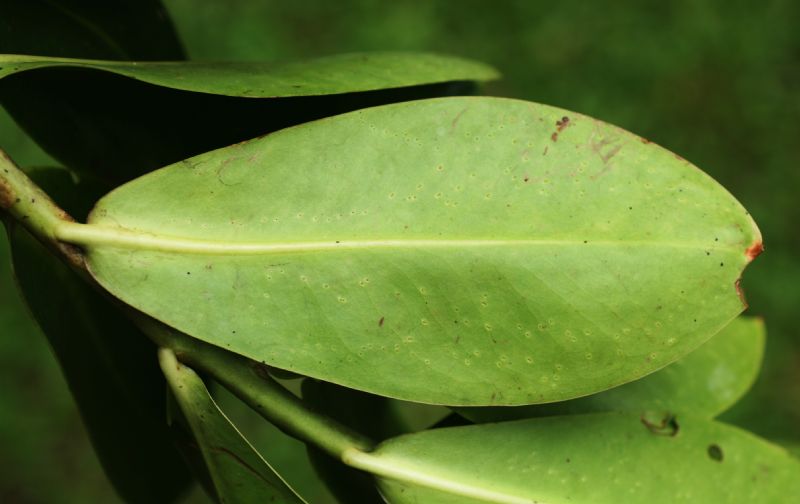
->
xmin=5 ymin=168 xmax=192 ymax=504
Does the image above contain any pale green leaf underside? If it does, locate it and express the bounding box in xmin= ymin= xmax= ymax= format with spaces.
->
xmin=457 ymin=316 xmax=765 ymax=421
xmin=0 ymin=52 xmax=498 ymax=97
xmin=360 ymin=412 xmax=800 ymax=504
xmin=159 ymin=349 xmax=306 ymax=503
xmin=67 ymin=97 xmax=760 ymax=405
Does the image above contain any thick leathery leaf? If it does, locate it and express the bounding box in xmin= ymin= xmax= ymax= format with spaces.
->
xmin=0 ymin=61 xmax=488 ymax=186
xmin=159 ymin=349 xmax=306 ymax=504
xmin=67 ymin=96 xmax=760 ymax=405
xmin=5 ymin=169 xmax=193 ymax=503
xmin=0 ymin=53 xmax=498 ymax=97
xmin=357 ymin=412 xmax=800 ymax=504
xmin=457 ymin=316 xmax=765 ymax=422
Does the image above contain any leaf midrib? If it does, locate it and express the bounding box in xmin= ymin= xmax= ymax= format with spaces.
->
xmin=56 ymin=222 xmax=741 ymax=257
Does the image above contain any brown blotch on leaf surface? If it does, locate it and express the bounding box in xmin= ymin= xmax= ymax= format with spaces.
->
xmin=641 ymin=412 xmax=680 ymax=437
xmin=0 ymin=177 xmax=15 ymax=210
xmin=735 ymin=278 xmax=748 ymax=308
xmin=550 ymin=116 xmax=571 ymax=142
xmin=378 ymin=316 xmax=385 ymax=327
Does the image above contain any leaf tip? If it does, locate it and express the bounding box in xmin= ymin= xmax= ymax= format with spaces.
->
xmin=745 ymin=240 xmax=764 ymax=263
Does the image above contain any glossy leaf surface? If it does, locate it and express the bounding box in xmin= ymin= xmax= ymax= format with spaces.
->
xmin=0 ymin=53 xmax=497 ymax=97
xmin=362 ymin=413 xmax=800 ymax=503
xmin=73 ymin=96 xmax=760 ymax=405
xmin=5 ymin=169 xmax=193 ymax=503
xmin=159 ymin=349 xmax=306 ymax=504
xmin=457 ymin=316 xmax=765 ymax=422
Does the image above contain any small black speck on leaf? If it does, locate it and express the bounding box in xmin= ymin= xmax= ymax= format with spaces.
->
xmin=708 ymin=444 xmax=724 ymax=462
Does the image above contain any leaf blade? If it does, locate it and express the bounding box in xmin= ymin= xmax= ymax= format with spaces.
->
xmin=0 ymin=52 xmax=499 ymax=97
xmin=159 ymin=348 xmax=306 ymax=504
xmin=457 ymin=316 xmax=766 ymax=421
xmin=77 ymin=96 xmax=760 ymax=405
xmin=357 ymin=413 xmax=800 ymax=504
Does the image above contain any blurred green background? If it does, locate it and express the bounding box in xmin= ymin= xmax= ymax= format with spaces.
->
xmin=1 ymin=0 xmax=798 ymax=502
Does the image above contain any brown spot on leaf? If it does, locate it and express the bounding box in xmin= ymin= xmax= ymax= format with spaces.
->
xmin=378 ymin=316 xmax=385 ymax=327
xmin=556 ymin=116 xmax=570 ymax=132
xmin=451 ymin=107 xmax=468 ymax=131
xmin=735 ymin=278 xmax=748 ymax=308
xmin=641 ymin=412 xmax=680 ymax=437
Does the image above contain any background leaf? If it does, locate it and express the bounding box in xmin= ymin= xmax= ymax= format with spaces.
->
xmin=78 ymin=96 xmax=759 ymax=405
xmin=457 ymin=316 xmax=765 ymax=422
xmin=0 ymin=53 xmax=498 ymax=97
xmin=0 ymin=0 xmax=185 ymax=60
xmin=0 ymin=54 xmax=494 ymax=186
xmin=3 ymin=168 xmax=193 ymax=503
xmin=159 ymin=349 xmax=306 ymax=504
xmin=358 ymin=412 xmax=800 ymax=503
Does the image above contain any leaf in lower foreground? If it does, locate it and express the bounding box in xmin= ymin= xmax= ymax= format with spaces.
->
xmin=351 ymin=412 xmax=800 ymax=504
xmin=63 ymin=96 xmax=761 ymax=405
xmin=457 ymin=316 xmax=766 ymax=422
xmin=159 ymin=348 xmax=306 ymax=504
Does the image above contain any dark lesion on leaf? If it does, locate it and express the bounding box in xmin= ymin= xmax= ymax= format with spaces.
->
xmin=707 ymin=443 xmax=724 ymax=462
xmin=550 ymin=116 xmax=571 ymax=142
xmin=640 ymin=411 xmax=680 ymax=437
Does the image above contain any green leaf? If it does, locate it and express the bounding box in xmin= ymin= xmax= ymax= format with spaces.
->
xmin=0 ymin=0 xmax=185 ymax=60
xmin=4 ymin=169 xmax=193 ymax=503
xmin=159 ymin=348 xmax=306 ymax=504
xmin=0 ymin=53 xmax=498 ymax=97
xmin=349 ymin=413 xmax=800 ymax=503
xmin=457 ymin=316 xmax=766 ymax=422
xmin=63 ymin=96 xmax=760 ymax=405
xmin=0 ymin=54 xmax=494 ymax=185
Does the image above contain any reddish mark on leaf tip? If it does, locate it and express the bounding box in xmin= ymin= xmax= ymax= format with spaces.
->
xmin=745 ymin=241 xmax=764 ymax=262
xmin=378 ymin=316 xmax=385 ymax=327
